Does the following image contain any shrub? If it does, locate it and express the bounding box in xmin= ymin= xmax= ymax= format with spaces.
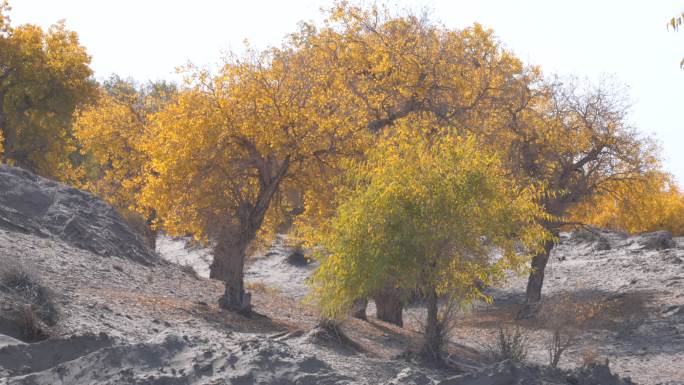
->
xmin=541 ymin=295 xmax=606 ymax=368
xmin=581 ymin=345 xmax=601 ymax=367
xmin=0 ymin=256 xmax=57 ymax=341
xmin=487 ymin=326 xmax=528 ymax=362
xmin=307 ymin=134 xmax=550 ymax=363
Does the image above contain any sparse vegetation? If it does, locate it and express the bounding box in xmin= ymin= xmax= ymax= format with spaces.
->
xmin=0 ymin=256 xmax=57 ymax=341
xmin=581 ymin=345 xmax=601 ymax=367
xmin=486 ymin=326 xmax=529 ymax=363
xmin=245 ymin=281 xmax=280 ymax=295
xmin=540 ymin=295 xmax=607 ymax=368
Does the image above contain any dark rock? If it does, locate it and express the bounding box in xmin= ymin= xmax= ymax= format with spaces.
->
xmin=0 ymin=165 xmax=157 ymax=265
xmin=594 ymin=237 xmax=612 ymax=251
xmin=286 ymin=249 xmax=309 ymax=266
xmin=635 ymin=230 xmax=676 ymax=250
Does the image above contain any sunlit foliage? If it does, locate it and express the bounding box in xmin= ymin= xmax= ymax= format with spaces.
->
xmin=572 ymin=171 xmax=684 ymax=236
xmin=308 ymin=131 xmax=550 ymax=359
xmin=4 ymin=0 xmax=663 ymax=315
xmin=74 ymin=76 xmax=175 ymax=218
xmin=141 ymin=45 xmax=371 ymax=310
xmin=0 ymin=0 xmax=95 ymax=179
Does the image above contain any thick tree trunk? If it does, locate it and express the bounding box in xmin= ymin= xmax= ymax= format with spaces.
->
xmin=351 ymin=298 xmax=368 ymax=320
xmin=208 ymin=152 xmax=291 ymax=314
xmin=518 ymin=236 xmax=557 ymax=318
xmin=374 ymin=286 xmax=403 ymax=326
xmin=211 ymin=234 xmax=253 ymax=314
xmin=421 ymin=288 xmax=442 ymax=363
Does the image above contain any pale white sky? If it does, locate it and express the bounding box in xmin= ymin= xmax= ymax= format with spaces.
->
xmin=9 ymin=1 xmax=684 ymax=185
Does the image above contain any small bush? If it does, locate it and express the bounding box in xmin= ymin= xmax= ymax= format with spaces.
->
xmin=245 ymin=281 xmax=279 ymax=295
xmin=581 ymin=345 xmax=601 ymax=367
xmin=0 ymin=257 xmax=57 ymax=341
xmin=486 ymin=326 xmax=528 ymax=363
xmin=546 ymin=327 xmax=572 ymax=368
xmin=20 ymin=305 xmax=46 ymax=342
xmin=541 ymin=295 xmax=607 ymax=368
xmin=308 ymin=318 xmax=362 ymax=351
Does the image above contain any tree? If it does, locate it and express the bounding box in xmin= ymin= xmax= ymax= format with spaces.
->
xmin=308 ymin=132 xmax=549 ymax=363
xmin=497 ymin=79 xmax=657 ymax=316
xmin=73 ymin=76 xmax=176 ymax=247
xmin=290 ymin=2 xmax=534 ymax=324
xmin=0 ymin=1 xmax=95 ymax=179
xmin=297 ymin=4 xmax=654 ymax=317
xmin=141 ymin=47 xmax=369 ymax=312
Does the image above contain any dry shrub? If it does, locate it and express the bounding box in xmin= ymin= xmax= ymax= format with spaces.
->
xmin=245 ymin=281 xmax=279 ymax=295
xmin=541 ymin=295 xmax=607 ymax=368
xmin=581 ymin=344 xmax=601 ymax=367
xmin=416 ymin=297 xmax=462 ymax=365
xmin=20 ymin=305 xmax=44 ymax=342
xmin=0 ymin=257 xmax=57 ymax=341
xmin=310 ymin=318 xmax=363 ymax=351
xmin=486 ymin=326 xmax=528 ymax=363
xmin=601 ymin=292 xmax=649 ymax=335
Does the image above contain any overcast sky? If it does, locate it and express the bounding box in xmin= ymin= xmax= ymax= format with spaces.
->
xmin=10 ymin=0 xmax=684 ymax=185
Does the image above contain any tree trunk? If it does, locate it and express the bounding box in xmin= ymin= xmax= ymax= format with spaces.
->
xmin=351 ymin=298 xmax=368 ymax=320
xmin=211 ymin=233 xmax=253 ymax=314
xmin=518 ymin=236 xmax=557 ymax=318
xmin=421 ymin=288 xmax=442 ymax=363
xmin=209 ymin=152 xmax=291 ymax=314
xmin=374 ymin=286 xmax=403 ymax=326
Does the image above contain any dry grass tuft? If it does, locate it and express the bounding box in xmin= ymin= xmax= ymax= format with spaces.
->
xmin=540 ymin=295 xmax=608 ymax=368
xmin=486 ymin=326 xmax=528 ymax=363
xmin=0 ymin=256 xmax=57 ymax=341
xmin=246 ymin=281 xmax=280 ymax=295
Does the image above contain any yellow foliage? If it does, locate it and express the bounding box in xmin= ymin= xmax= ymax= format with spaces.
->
xmin=0 ymin=4 xmax=95 ymax=179
xmin=73 ymin=77 xmax=174 ymax=218
xmin=290 ymin=4 xmax=655 ymax=235
xmin=35 ymin=2 xmax=660 ymax=312
xmin=571 ymin=172 xmax=684 ymax=236
xmin=141 ymin=44 xmax=371 ymax=248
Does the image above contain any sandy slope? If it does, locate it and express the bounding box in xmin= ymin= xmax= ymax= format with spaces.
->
xmin=0 ymin=227 xmax=640 ymax=385
xmin=0 ymin=230 xmax=406 ymax=385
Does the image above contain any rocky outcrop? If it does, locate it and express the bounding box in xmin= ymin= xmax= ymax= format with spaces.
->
xmin=633 ymin=230 xmax=676 ymax=250
xmin=0 ymin=165 xmax=156 ymax=265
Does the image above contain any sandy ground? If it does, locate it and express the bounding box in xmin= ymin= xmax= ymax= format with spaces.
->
xmin=0 ymin=230 xmax=452 ymax=385
xmin=155 ymin=230 xmax=684 ymax=384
